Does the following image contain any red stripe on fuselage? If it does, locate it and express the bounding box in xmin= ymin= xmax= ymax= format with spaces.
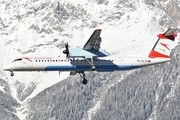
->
xmin=23 ymin=57 xmax=32 ymax=62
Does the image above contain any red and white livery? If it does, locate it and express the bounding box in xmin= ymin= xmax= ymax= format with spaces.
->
xmin=3 ymin=28 xmax=178 ymax=84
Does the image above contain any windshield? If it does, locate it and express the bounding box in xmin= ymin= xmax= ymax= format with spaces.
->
xmin=13 ymin=58 xmax=22 ymax=62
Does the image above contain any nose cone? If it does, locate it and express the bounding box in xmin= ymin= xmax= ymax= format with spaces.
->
xmin=3 ymin=63 xmax=13 ymax=71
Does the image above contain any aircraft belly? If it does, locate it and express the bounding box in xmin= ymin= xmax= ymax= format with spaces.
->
xmin=74 ymin=64 xmax=120 ymax=71
xmin=117 ymin=65 xmax=141 ymax=70
xmin=45 ymin=65 xmax=74 ymax=71
xmin=44 ymin=65 xmax=120 ymax=71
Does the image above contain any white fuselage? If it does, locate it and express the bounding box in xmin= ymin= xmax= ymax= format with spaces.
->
xmin=3 ymin=57 xmax=170 ymax=72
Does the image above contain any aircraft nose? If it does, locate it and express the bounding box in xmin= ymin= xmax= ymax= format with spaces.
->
xmin=3 ymin=63 xmax=13 ymax=71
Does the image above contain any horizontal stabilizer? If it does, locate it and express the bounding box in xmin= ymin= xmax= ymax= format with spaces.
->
xmin=163 ymin=28 xmax=178 ymax=36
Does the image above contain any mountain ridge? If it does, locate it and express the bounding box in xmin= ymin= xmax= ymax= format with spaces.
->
xmin=0 ymin=0 xmax=180 ymax=119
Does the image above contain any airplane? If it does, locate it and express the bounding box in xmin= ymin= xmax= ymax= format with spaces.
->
xmin=3 ymin=28 xmax=178 ymax=84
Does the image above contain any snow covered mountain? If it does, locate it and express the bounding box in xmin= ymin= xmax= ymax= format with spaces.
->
xmin=0 ymin=0 xmax=180 ymax=119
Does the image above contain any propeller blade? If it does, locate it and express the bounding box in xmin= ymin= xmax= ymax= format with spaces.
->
xmin=63 ymin=42 xmax=69 ymax=59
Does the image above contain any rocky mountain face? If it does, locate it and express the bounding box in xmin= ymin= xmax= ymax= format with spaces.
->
xmin=0 ymin=0 xmax=180 ymax=119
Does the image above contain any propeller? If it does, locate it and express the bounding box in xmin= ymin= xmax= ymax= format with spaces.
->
xmin=63 ymin=42 xmax=69 ymax=58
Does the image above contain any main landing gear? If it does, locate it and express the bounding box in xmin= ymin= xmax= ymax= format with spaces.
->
xmin=79 ymin=72 xmax=87 ymax=85
xmin=86 ymin=58 xmax=96 ymax=71
xmin=78 ymin=58 xmax=96 ymax=85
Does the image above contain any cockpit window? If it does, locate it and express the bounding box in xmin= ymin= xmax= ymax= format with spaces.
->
xmin=13 ymin=58 xmax=22 ymax=62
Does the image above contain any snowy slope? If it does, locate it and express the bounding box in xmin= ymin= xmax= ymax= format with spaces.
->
xmin=0 ymin=0 xmax=180 ymax=119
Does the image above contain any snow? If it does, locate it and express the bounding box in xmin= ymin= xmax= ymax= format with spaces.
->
xmin=82 ymin=70 xmax=134 ymax=120
xmin=87 ymin=101 xmax=101 ymax=120
xmin=0 ymin=0 xmax=179 ymax=119
xmin=0 ymin=86 xmax=5 ymax=93
xmin=25 ymin=71 xmax=70 ymax=100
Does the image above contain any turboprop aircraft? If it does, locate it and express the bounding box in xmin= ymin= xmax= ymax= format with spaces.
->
xmin=3 ymin=28 xmax=178 ymax=84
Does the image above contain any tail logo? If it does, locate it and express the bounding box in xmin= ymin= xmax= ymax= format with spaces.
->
xmin=159 ymin=43 xmax=170 ymax=50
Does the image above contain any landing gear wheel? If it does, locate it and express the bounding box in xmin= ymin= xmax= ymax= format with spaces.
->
xmin=79 ymin=72 xmax=88 ymax=85
xmin=82 ymin=79 xmax=87 ymax=85
xmin=10 ymin=72 xmax=14 ymax=77
xmin=91 ymin=65 xmax=96 ymax=71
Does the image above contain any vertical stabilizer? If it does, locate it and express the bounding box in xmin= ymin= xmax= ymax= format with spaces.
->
xmin=148 ymin=28 xmax=178 ymax=58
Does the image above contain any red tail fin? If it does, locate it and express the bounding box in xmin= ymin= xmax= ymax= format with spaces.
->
xmin=148 ymin=28 xmax=178 ymax=58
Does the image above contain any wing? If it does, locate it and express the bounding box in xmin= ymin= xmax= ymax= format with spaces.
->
xmin=83 ymin=29 xmax=102 ymax=51
xmin=68 ymin=29 xmax=110 ymax=59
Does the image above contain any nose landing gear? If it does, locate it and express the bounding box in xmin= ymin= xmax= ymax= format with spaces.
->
xmin=10 ymin=71 xmax=14 ymax=77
